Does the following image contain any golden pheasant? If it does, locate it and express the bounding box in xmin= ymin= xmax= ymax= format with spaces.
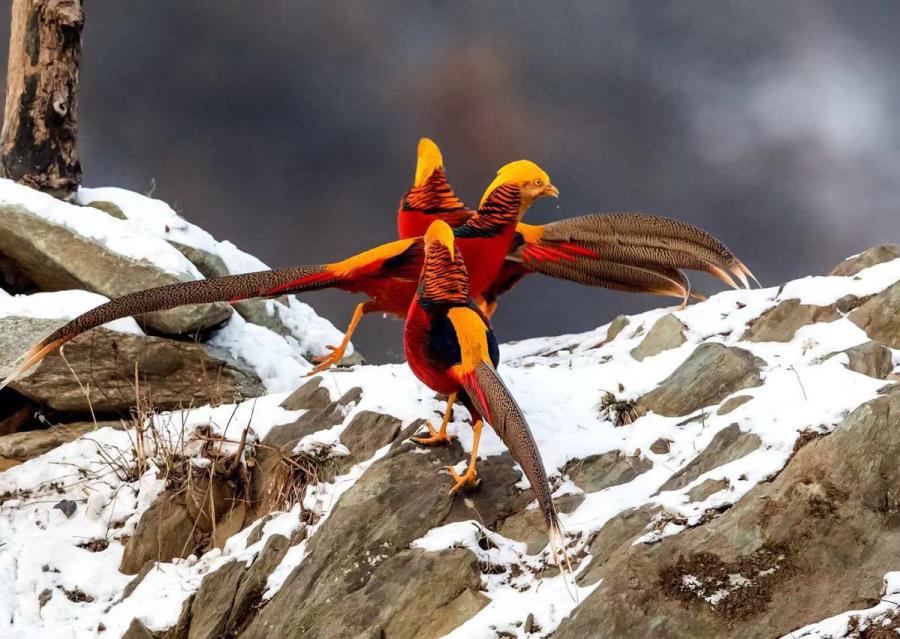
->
xmin=1 ymin=160 xmax=559 ymax=388
xmin=406 ymin=219 xmax=564 ymax=557
xmin=399 ymin=138 xmax=756 ymax=316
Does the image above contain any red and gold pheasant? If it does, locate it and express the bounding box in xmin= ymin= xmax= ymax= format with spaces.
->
xmin=399 ymin=138 xmax=756 ymax=316
xmin=406 ymin=219 xmax=564 ymax=556
xmin=0 ymin=159 xmax=559 ymax=388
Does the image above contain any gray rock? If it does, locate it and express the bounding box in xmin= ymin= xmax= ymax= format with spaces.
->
xmin=188 ymin=560 xmax=246 ymax=639
xmin=239 ymin=434 xmax=508 ymax=638
xmin=577 ymin=507 xmax=656 ymax=586
xmin=0 ymin=203 xmax=232 ymax=335
xmin=224 ymin=534 xmax=293 ymax=635
xmin=119 ymin=493 xmax=202 ymax=575
xmin=0 ymin=420 xmax=122 ymax=459
xmin=85 ymin=200 xmax=127 ymax=220
xmin=1 ymin=318 xmax=263 ymax=413
xmin=338 ymin=410 xmax=402 ymax=469
xmin=605 ymin=315 xmax=630 ymax=343
xmin=830 ymin=244 xmax=900 ymax=277
xmin=743 ymin=299 xmax=839 ymax=343
xmin=567 ymin=450 xmax=652 ymax=493
xmin=554 ymin=386 xmax=900 ymax=639
xmin=717 ymin=394 xmax=753 ymax=415
xmin=850 ymin=281 xmax=900 ymax=348
xmin=639 ymin=343 xmax=764 ymax=417
xmin=658 ymin=424 xmax=761 ymax=493
xmin=290 ymin=549 xmax=486 ymax=639
xmin=687 ymin=477 xmax=730 ymax=502
xmin=649 ymin=438 xmax=672 ymax=454
xmin=416 ymin=585 xmax=491 ymax=639
xmin=498 ymin=508 xmax=549 ymax=554
xmin=123 ymin=618 xmax=160 ymax=639
xmin=279 ymin=377 xmax=332 ymax=411
xmin=630 ymin=314 xmax=687 ymax=361
xmin=826 ymin=341 xmax=894 ymax=379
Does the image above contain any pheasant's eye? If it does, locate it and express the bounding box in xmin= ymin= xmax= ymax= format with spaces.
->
xmin=534 ymin=178 xmax=544 ymax=187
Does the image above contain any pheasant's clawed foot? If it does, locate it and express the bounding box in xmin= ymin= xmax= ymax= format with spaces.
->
xmin=412 ymin=421 xmax=457 ymax=446
xmin=446 ymin=464 xmax=480 ymax=494
xmin=306 ymin=343 xmax=347 ymax=376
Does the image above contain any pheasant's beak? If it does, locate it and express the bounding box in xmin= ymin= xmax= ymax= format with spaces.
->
xmin=542 ymin=183 xmax=560 ymax=198
xmin=424 ymin=220 xmax=455 ymax=260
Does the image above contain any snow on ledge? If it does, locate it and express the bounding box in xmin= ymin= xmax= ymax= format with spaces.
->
xmin=0 ymin=179 xmax=201 ymax=280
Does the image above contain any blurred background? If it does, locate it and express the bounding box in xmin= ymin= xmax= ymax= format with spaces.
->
xmin=2 ymin=1 xmax=899 ymax=362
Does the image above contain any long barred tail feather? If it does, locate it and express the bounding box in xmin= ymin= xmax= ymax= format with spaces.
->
xmin=536 ymin=213 xmax=754 ymax=290
xmin=461 ymin=362 xmax=571 ymax=572
xmin=0 ymin=264 xmax=334 ymax=390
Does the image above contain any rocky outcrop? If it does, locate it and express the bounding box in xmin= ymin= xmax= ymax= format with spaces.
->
xmin=554 ymin=386 xmax=900 ymax=639
xmin=639 ymin=343 xmax=764 ymax=417
xmin=1 ymin=317 xmax=263 ymax=413
xmin=0 ymin=420 xmax=121 ymax=460
xmin=830 ymin=244 xmax=900 ymax=277
xmin=0 ymin=203 xmax=232 ymax=335
xmin=657 ymin=424 xmax=761 ymax=493
xmin=743 ymin=299 xmax=839 ymax=342
xmin=279 ymin=376 xmax=332 ymax=411
xmin=567 ymin=450 xmax=652 ymax=492
xmin=127 ymin=411 xmax=526 ymax=638
xmin=827 ymin=341 xmax=894 ymax=380
xmin=120 ymin=492 xmax=204 ymax=574
xmin=631 ymin=313 xmax=687 ymax=361
xmin=849 ymin=281 xmax=900 ymax=349
xmin=238 ymin=435 xmax=495 ymax=639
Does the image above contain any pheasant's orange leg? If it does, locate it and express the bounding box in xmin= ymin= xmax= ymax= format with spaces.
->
xmin=446 ymin=419 xmax=482 ymax=494
xmin=308 ymin=301 xmax=367 ymax=376
xmin=412 ymin=392 xmax=458 ymax=446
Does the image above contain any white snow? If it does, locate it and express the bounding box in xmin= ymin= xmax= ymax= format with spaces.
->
xmin=3 ymin=184 xmax=900 ymax=638
xmin=0 ymin=179 xmax=201 ymax=280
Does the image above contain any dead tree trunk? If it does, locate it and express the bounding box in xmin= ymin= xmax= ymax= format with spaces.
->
xmin=1 ymin=0 xmax=83 ymax=199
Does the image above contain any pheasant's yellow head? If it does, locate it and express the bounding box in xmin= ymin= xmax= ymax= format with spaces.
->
xmin=479 ymin=160 xmax=558 ymax=209
xmin=414 ymin=138 xmax=444 ymax=187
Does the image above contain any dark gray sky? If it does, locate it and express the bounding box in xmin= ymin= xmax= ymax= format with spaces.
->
xmin=3 ymin=2 xmax=899 ymax=362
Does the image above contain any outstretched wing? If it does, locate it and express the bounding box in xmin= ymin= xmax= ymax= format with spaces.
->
xmin=519 ymin=214 xmax=754 ymax=287
xmin=1 ymin=238 xmax=423 ymax=389
xmin=488 ymin=213 xmax=755 ymax=303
